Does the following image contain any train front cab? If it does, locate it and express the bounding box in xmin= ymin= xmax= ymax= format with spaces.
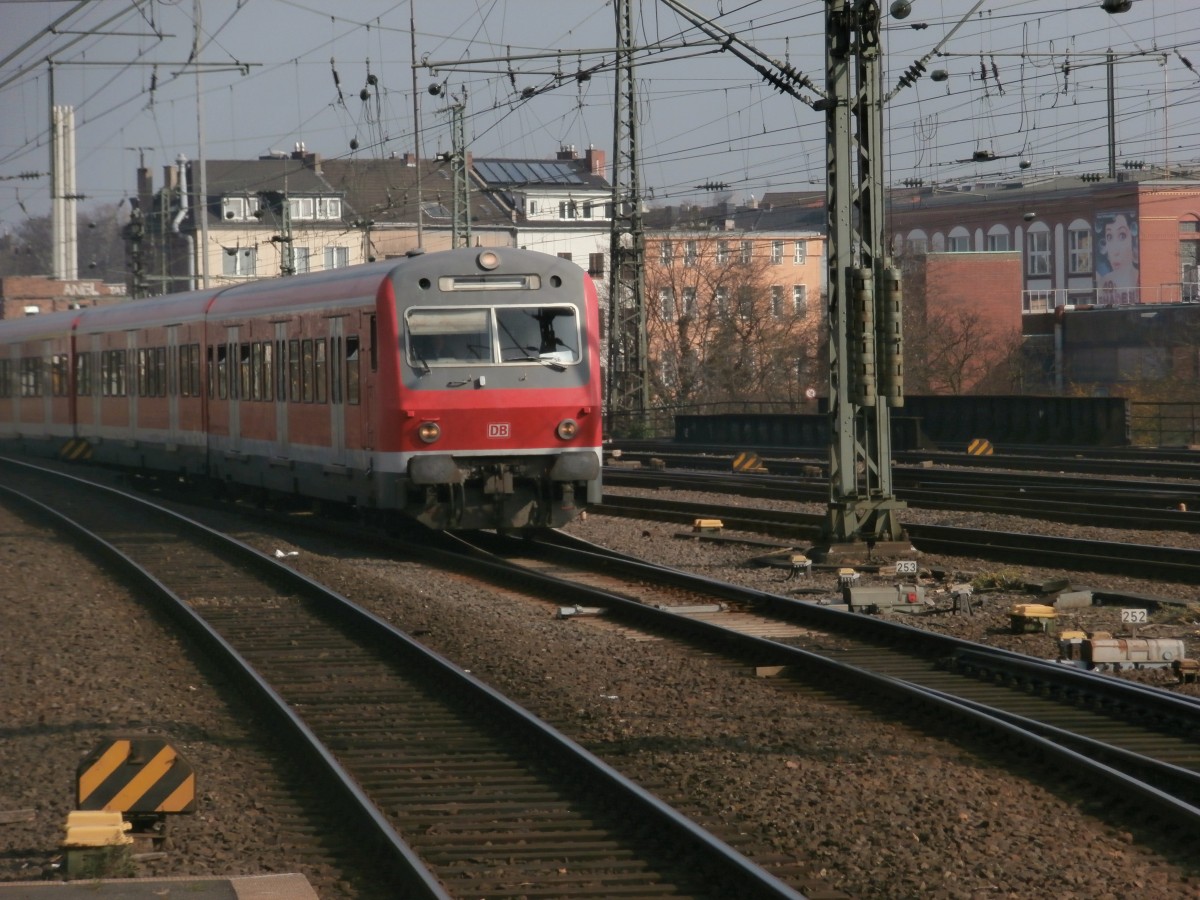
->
xmin=379 ymin=248 xmax=603 ymax=531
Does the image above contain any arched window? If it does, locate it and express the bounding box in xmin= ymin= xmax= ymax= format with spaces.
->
xmin=1067 ymin=219 xmax=1092 ymax=275
xmin=947 ymin=226 xmax=971 ymax=252
xmin=1026 ymin=222 xmax=1051 ymax=276
xmin=986 ymin=224 xmax=1010 ymax=252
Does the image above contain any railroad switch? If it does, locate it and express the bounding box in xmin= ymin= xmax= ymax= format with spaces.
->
xmin=845 ymin=584 xmax=926 ymax=613
xmin=837 ymin=568 xmax=860 ymax=589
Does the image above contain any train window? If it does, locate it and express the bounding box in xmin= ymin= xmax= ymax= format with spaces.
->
xmin=215 ymin=344 xmax=229 ymax=400
xmin=75 ymin=352 xmax=91 ymax=393
xmin=495 ymin=305 xmax=580 ymax=365
xmin=51 ymin=354 xmax=70 ymax=397
xmin=407 ymin=308 xmax=493 ymax=365
xmin=289 ymin=339 xmax=301 ymax=402
xmin=0 ymin=359 xmax=10 ymax=398
xmin=315 ymin=339 xmax=328 ymax=404
xmin=261 ymin=342 xmax=274 ymax=402
xmin=101 ymin=349 xmax=125 ymax=397
xmin=346 ymin=335 xmax=360 ymax=405
xmin=180 ymin=344 xmax=200 ymax=397
xmin=301 ymin=339 xmax=315 ymax=403
xmin=239 ymin=343 xmax=252 ymax=400
xmin=19 ymin=357 xmax=42 ymax=397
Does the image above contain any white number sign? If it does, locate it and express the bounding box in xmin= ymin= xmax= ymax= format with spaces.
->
xmin=1120 ymin=608 xmax=1148 ymax=624
xmin=895 ymin=560 xmax=918 ymax=576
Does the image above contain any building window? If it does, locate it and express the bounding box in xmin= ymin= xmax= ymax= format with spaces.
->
xmin=660 ymin=241 xmax=673 ymax=265
xmin=947 ymin=227 xmax=971 ymax=252
xmin=684 ymin=240 xmax=698 ymax=267
xmin=528 ymin=200 xmax=538 ymax=215
xmin=740 ymin=241 xmax=753 ymax=264
xmin=1027 ymin=228 xmax=1051 ymax=276
xmin=559 ymin=200 xmax=578 ymax=219
xmin=716 ymin=241 xmax=729 ymax=265
xmin=771 ymin=286 xmax=785 ymax=316
xmin=582 ymin=201 xmax=594 ymax=219
xmin=987 ymin=227 xmax=1010 ymax=252
xmin=588 ymin=252 xmax=605 ymax=278
xmin=794 ymin=241 xmax=807 ymax=264
xmin=324 ymin=246 xmax=349 ymax=270
xmin=293 ymin=246 xmax=311 ymax=274
xmin=659 ymin=288 xmax=675 ymax=319
xmin=714 ymin=287 xmax=728 ymax=314
xmin=771 ymin=240 xmax=784 ymax=264
xmin=682 ymin=287 xmax=696 ymax=316
xmin=1068 ymin=225 xmax=1092 ymax=275
xmin=315 ymin=197 xmax=342 ymax=220
xmin=793 ymin=284 xmax=807 ymax=313
xmin=288 ymin=197 xmax=314 ymax=220
xmin=221 ymin=196 xmax=259 ymax=221
xmin=222 ymin=246 xmax=257 ymax=277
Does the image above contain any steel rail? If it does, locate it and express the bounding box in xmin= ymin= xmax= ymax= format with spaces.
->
xmin=447 ymin=530 xmax=1200 ymax=832
xmin=0 ymin=457 xmax=806 ymax=900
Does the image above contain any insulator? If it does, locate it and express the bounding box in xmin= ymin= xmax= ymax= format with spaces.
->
xmin=851 ymin=268 xmax=877 ymax=407
xmin=879 ymin=266 xmax=905 ymax=407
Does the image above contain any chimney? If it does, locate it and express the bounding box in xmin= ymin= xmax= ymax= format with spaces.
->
xmin=402 ymin=152 xmax=417 ymax=167
xmin=556 ymin=144 xmax=578 ymax=160
xmin=137 ymin=167 xmax=154 ymax=208
xmin=163 ymin=165 xmax=178 ymax=192
xmin=586 ymin=146 xmax=606 ymax=177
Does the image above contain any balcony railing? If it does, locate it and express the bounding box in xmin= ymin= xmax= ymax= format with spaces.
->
xmin=1022 ymin=283 xmax=1200 ymax=313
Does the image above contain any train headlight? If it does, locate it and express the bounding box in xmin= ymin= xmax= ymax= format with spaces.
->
xmin=556 ymin=418 xmax=579 ymax=441
xmin=418 ymin=421 xmax=442 ymax=444
xmin=476 ymin=249 xmax=501 ymax=270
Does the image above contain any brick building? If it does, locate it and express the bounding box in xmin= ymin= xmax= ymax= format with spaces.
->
xmin=0 ymin=276 xmax=128 ymax=320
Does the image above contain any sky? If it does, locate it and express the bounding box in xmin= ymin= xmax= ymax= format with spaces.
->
xmin=1 ymin=0 xmax=1197 ymax=235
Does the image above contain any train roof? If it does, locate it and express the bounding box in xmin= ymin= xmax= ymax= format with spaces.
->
xmin=73 ymin=287 xmax=226 ymax=333
xmin=206 ymin=258 xmax=400 ymax=318
xmin=0 ymin=308 xmax=81 ymax=341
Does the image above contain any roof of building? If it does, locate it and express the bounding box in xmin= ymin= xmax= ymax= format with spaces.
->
xmin=202 ymin=158 xmax=332 ymax=197
xmin=320 ymin=157 xmax=513 ymax=226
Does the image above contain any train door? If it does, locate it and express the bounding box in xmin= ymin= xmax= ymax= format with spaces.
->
xmin=226 ymin=326 xmax=241 ymax=450
xmin=166 ymin=325 xmax=180 ymax=439
xmin=273 ymin=322 xmax=289 ymax=455
xmin=125 ymin=330 xmax=138 ymax=440
xmin=328 ymin=316 xmax=347 ymax=466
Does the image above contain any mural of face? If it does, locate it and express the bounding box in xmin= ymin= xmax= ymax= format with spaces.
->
xmin=1104 ymin=215 xmax=1133 ymax=274
xmin=1096 ymin=211 xmax=1139 ymax=293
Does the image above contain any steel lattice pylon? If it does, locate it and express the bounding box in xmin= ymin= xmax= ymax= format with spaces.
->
xmin=606 ymin=0 xmax=649 ymax=436
xmin=823 ymin=0 xmax=907 ymax=547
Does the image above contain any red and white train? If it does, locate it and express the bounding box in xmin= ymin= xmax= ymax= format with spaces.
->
xmin=0 ymin=247 xmax=603 ymax=531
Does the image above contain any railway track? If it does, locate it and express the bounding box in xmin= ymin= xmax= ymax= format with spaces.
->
xmin=596 ymin=492 xmax=1200 ymax=582
xmin=0 ymin=457 xmax=804 ymax=900
xmin=605 ymin=462 xmax=1200 ymax=531
xmin=447 ymin=529 xmax=1200 ymax=834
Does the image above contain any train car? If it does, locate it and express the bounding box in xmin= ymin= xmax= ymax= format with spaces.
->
xmin=0 ymin=247 xmax=603 ymax=531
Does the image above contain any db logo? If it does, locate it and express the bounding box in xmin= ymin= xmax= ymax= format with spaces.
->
xmin=488 ymin=423 xmax=511 ymax=439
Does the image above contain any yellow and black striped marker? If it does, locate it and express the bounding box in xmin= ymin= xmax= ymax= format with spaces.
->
xmin=732 ymin=451 xmax=768 ymax=473
xmin=60 ymin=438 xmax=93 ymax=462
xmin=76 ymin=737 xmax=196 ymax=815
xmin=967 ymin=438 xmax=993 ymax=456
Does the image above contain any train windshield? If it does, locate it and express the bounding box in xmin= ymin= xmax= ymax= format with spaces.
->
xmin=407 ymin=304 xmax=580 ymax=369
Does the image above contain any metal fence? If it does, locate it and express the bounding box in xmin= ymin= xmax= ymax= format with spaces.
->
xmin=1129 ymin=401 xmax=1200 ymax=447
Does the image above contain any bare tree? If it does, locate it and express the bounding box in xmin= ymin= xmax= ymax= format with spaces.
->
xmin=643 ymin=233 xmax=821 ymax=410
